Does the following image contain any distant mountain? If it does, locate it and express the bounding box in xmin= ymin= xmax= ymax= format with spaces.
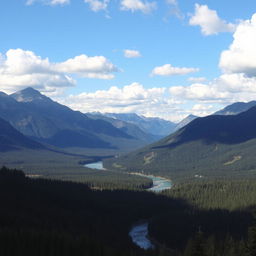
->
xmin=173 ymin=101 xmax=256 ymax=133
xmin=87 ymin=113 xmax=160 ymax=143
xmin=0 ymin=117 xmax=44 ymax=151
xmin=174 ymin=114 xmax=198 ymax=131
xmin=106 ymin=106 xmax=256 ymax=181
xmin=103 ymin=113 xmax=176 ymax=137
xmin=0 ymin=87 xmax=149 ymax=151
xmin=214 ymin=101 xmax=256 ymax=115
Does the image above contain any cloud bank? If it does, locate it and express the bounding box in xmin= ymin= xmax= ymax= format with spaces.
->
xmin=0 ymin=49 xmax=118 ymax=94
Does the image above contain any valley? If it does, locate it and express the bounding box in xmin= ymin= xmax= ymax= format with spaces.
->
xmin=2 ymin=1 xmax=256 ymax=255
xmin=2 ymin=88 xmax=256 ymax=255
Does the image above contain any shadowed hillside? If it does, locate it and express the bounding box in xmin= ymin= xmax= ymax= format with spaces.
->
xmin=105 ymin=106 xmax=256 ymax=181
xmin=0 ymin=117 xmax=44 ymax=151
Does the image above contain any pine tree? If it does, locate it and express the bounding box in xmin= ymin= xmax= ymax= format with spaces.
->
xmin=185 ymin=230 xmax=207 ymax=256
xmin=246 ymin=226 xmax=256 ymax=256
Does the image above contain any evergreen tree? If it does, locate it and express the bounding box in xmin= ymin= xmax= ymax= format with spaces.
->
xmin=246 ymin=226 xmax=256 ymax=256
xmin=185 ymin=230 xmax=207 ymax=256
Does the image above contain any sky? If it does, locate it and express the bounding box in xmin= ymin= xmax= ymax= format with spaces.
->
xmin=0 ymin=0 xmax=256 ymax=122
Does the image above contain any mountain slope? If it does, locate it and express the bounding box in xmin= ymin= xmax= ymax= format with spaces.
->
xmin=103 ymin=113 xmax=176 ymax=137
xmin=174 ymin=114 xmax=198 ymax=131
xmin=87 ymin=113 xmax=159 ymax=143
xmin=214 ymin=101 xmax=256 ymax=115
xmin=0 ymin=87 xmax=147 ymax=151
xmin=0 ymin=117 xmax=44 ymax=151
xmin=106 ymin=106 xmax=256 ymax=181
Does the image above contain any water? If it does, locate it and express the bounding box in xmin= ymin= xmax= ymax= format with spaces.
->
xmin=83 ymin=161 xmax=172 ymax=250
xmin=129 ymin=223 xmax=154 ymax=250
xmin=146 ymin=175 xmax=172 ymax=192
xmin=129 ymin=175 xmax=172 ymax=250
xmin=84 ymin=161 xmax=105 ymax=170
xmin=131 ymin=173 xmax=172 ymax=193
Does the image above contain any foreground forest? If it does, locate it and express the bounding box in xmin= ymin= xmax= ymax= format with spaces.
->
xmin=2 ymin=166 xmax=256 ymax=255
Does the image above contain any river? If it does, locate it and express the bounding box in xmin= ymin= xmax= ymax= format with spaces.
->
xmin=84 ymin=161 xmax=105 ymax=170
xmin=84 ymin=161 xmax=172 ymax=250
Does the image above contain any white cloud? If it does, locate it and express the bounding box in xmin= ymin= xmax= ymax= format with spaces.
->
xmin=58 ymin=82 xmax=182 ymax=121
xmin=151 ymin=64 xmax=199 ymax=76
xmin=170 ymin=73 xmax=256 ymax=104
xmin=57 ymin=82 xmax=220 ymax=122
xmin=124 ymin=49 xmax=142 ymax=58
xmin=219 ymin=14 xmax=256 ymax=76
xmin=0 ymin=49 xmax=118 ymax=94
xmin=55 ymin=54 xmax=118 ymax=79
xmin=165 ymin=13 xmax=256 ymax=118
xmin=191 ymin=104 xmax=214 ymax=117
xmin=26 ymin=0 xmax=70 ymax=6
xmin=84 ymin=0 xmax=109 ymax=12
xmin=169 ymin=83 xmax=228 ymax=101
xmin=120 ymin=0 xmax=156 ymax=14
xmin=189 ymin=4 xmax=236 ymax=35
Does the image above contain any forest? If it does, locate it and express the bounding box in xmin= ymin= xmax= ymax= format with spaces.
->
xmin=2 ymin=166 xmax=256 ymax=255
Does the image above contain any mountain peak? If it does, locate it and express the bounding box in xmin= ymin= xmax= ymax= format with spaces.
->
xmin=174 ymin=114 xmax=198 ymax=131
xmin=11 ymin=87 xmax=48 ymax=103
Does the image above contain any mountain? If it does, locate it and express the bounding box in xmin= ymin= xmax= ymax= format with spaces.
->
xmin=214 ymin=101 xmax=256 ymax=115
xmin=105 ymin=106 xmax=256 ymax=181
xmin=0 ymin=87 xmax=149 ymax=151
xmin=87 ymin=113 xmax=160 ymax=143
xmin=171 ymin=101 xmax=256 ymax=134
xmin=102 ymin=113 xmax=176 ymax=137
xmin=0 ymin=117 xmax=44 ymax=151
xmin=174 ymin=114 xmax=198 ymax=131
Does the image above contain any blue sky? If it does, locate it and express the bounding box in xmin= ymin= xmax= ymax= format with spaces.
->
xmin=1 ymin=0 xmax=256 ymax=121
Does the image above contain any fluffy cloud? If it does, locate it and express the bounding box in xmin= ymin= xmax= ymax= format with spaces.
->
xmin=120 ymin=0 xmax=156 ymax=14
xmin=55 ymin=54 xmax=118 ymax=79
xmin=0 ymin=49 xmax=118 ymax=94
xmin=191 ymin=104 xmax=214 ymax=117
xmin=189 ymin=4 xmax=236 ymax=35
xmin=26 ymin=0 xmax=70 ymax=5
xmin=151 ymin=64 xmax=199 ymax=76
xmin=123 ymin=49 xmax=142 ymax=58
xmin=170 ymin=73 xmax=256 ymax=104
xmin=58 ymin=82 xmax=183 ymax=120
xmin=84 ymin=0 xmax=109 ymax=12
xmin=219 ymin=14 xmax=256 ymax=76
xmin=169 ymin=83 xmax=228 ymax=102
xmin=59 ymin=82 xmax=222 ymax=122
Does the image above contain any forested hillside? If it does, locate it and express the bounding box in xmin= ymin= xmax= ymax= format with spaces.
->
xmin=2 ymin=167 xmax=256 ymax=256
xmin=105 ymin=106 xmax=256 ymax=181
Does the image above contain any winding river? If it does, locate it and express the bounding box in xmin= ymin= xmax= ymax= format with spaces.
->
xmin=84 ymin=161 xmax=172 ymax=250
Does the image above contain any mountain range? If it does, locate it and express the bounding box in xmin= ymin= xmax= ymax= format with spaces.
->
xmin=0 ymin=87 xmax=170 ymax=151
xmin=2 ymin=87 xmax=256 ymax=180
xmin=102 ymin=112 xmax=176 ymax=137
xmin=105 ymin=105 xmax=256 ymax=181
